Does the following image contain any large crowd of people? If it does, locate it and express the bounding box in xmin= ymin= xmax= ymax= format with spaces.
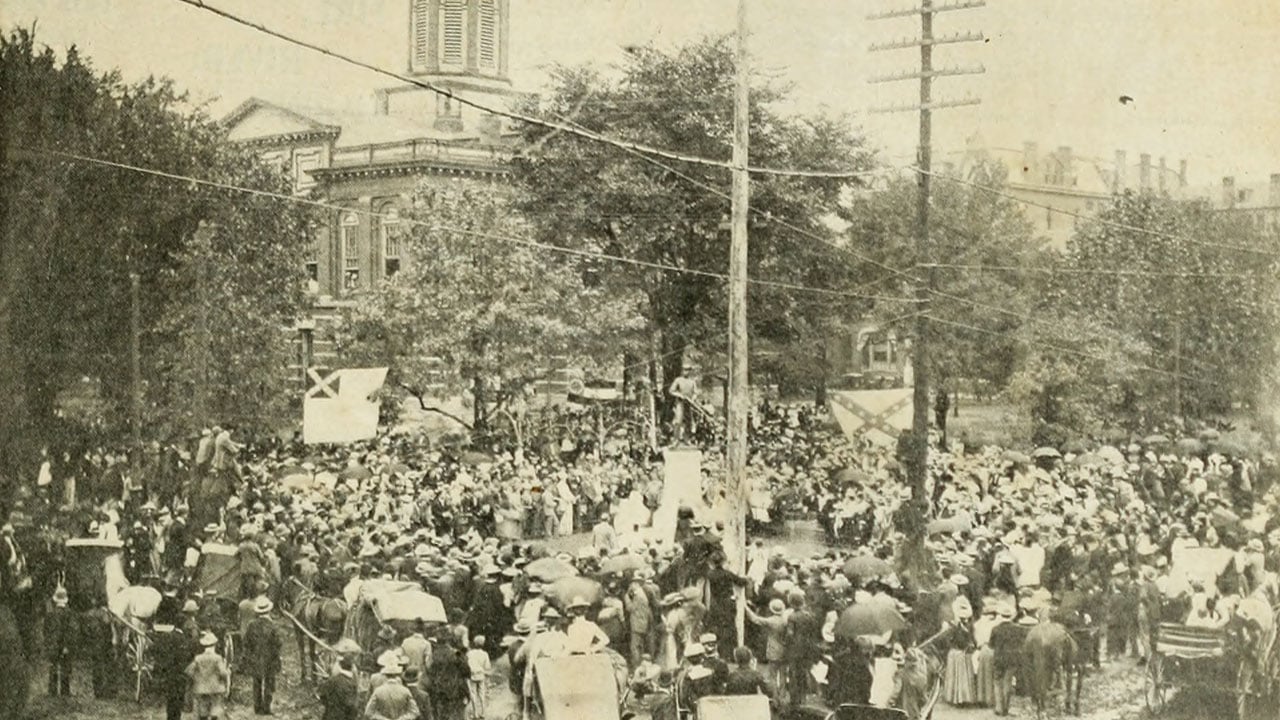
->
xmin=2 ymin=398 xmax=1280 ymax=719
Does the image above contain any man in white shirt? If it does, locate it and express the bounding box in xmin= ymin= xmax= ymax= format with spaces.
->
xmin=1010 ymin=531 xmax=1046 ymax=588
xmin=564 ymin=596 xmax=609 ymax=654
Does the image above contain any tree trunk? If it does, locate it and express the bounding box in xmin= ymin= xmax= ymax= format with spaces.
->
xmin=472 ymin=375 xmax=489 ymax=443
xmin=659 ymin=333 xmax=685 ymax=426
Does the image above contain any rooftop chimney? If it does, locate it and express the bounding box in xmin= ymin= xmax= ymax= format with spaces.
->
xmin=1223 ymin=176 xmax=1236 ymax=208
xmin=1270 ymin=174 xmax=1280 ymax=206
xmin=374 ymin=89 xmax=389 ymax=116
xmin=1022 ymin=142 xmax=1039 ymax=183
xmin=1139 ymin=153 xmax=1152 ymax=192
xmin=1057 ymin=146 xmax=1074 ymax=186
xmin=1179 ymin=160 xmax=1188 ymax=188
xmin=1114 ymin=150 xmax=1127 ymax=193
xmin=1158 ymin=157 xmax=1168 ymax=195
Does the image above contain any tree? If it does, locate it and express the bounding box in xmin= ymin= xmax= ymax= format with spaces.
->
xmin=0 ymin=28 xmax=310 ymax=483
xmin=512 ymin=37 xmax=875 ymax=406
xmin=1047 ymin=192 xmax=1280 ymax=425
xmin=335 ymin=183 xmax=644 ymax=442
xmin=840 ymin=161 xmax=1043 ymax=394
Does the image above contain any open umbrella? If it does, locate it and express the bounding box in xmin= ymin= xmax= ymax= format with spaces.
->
xmin=1143 ymin=434 xmax=1171 ymax=446
xmin=524 ymin=557 xmax=578 ymax=582
xmin=1032 ymin=447 xmax=1062 ymax=459
xmin=841 ymin=555 xmax=892 ymax=580
xmin=1070 ymin=453 xmax=1104 ymax=468
xmin=834 ymin=602 xmax=907 ymax=639
xmin=279 ymin=472 xmax=313 ymax=491
xmin=1176 ymin=438 xmax=1204 ymax=455
xmin=836 ymin=467 xmax=870 ymax=485
xmin=599 ymin=553 xmax=647 ymax=575
xmin=459 ymin=450 xmax=496 ymax=466
xmin=1003 ymin=450 xmax=1031 ymax=465
xmin=544 ymin=575 xmax=604 ymax=610
xmin=1096 ymin=446 xmax=1125 ymax=465
xmin=339 ymin=465 xmax=372 ymax=481
xmin=926 ymin=515 xmax=972 ymax=535
xmin=1199 ymin=428 xmax=1221 ymax=441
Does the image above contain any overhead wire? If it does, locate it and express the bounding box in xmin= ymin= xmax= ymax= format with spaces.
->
xmin=19 ymin=147 xmax=915 ymax=306
xmin=174 ymin=0 xmax=882 ymax=180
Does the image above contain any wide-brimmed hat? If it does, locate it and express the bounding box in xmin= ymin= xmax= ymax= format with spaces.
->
xmin=255 ymin=598 xmax=274 ymax=614
xmin=52 ymin=587 xmax=69 ymax=606
xmin=200 ymin=632 xmax=219 ymax=647
xmin=660 ymin=592 xmax=685 ymax=608
xmin=1017 ymin=615 xmax=1039 ymax=627
xmin=684 ymin=642 xmax=706 ymax=659
xmin=768 ymin=598 xmax=786 ymax=615
xmin=567 ymin=595 xmax=590 ymax=611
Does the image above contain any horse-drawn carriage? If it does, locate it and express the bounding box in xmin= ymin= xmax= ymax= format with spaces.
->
xmin=194 ymin=542 xmax=245 ymax=667
xmin=343 ymin=579 xmax=448 ymax=667
xmin=1146 ymin=547 xmax=1280 ymax=719
xmin=64 ymin=538 xmax=155 ymax=700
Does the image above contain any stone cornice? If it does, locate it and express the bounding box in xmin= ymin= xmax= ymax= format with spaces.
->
xmin=311 ymin=158 xmax=510 ymax=181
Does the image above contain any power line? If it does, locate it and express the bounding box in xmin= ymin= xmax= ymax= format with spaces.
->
xmin=921 ymin=262 xmax=1268 ymax=280
xmin=20 ymin=147 xmax=915 ymax=306
xmin=173 ymin=0 xmax=881 ymax=181
xmin=923 ymin=314 xmax=1202 ymax=383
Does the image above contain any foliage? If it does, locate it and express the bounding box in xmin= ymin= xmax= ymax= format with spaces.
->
xmin=1044 ymin=192 xmax=1280 ymax=425
xmin=512 ymin=36 xmax=875 ymax=394
xmin=0 ymin=28 xmax=309 ymax=480
xmin=839 ymin=161 xmax=1042 ymax=391
xmin=334 ymin=183 xmax=644 ymax=435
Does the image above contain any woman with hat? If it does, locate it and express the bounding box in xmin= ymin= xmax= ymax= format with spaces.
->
xmin=186 ymin=632 xmax=231 ymax=720
xmin=941 ymin=595 xmax=978 ymax=707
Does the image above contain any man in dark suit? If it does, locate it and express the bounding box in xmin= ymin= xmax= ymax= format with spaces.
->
xmin=151 ymin=620 xmax=196 ymax=720
xmin=319 ymin=656 xmax=360 ymax=720
xmin=45 ymin=587 xmax=75 ymax=696
xmin=242 ymin=597 xmax=282 ymax=715
xmin=724 ymin=646 xmax=774 ymax=699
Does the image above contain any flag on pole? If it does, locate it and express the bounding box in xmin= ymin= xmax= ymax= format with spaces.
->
xmin=829 ymin=388 xmax=914 ymax=444
xmin=302 ymin=368 xmax=388 ymax=444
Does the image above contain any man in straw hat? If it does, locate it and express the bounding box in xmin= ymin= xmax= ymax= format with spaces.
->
xmin=363 ymin=660 xmax=418 ymax=720
xmin=186 ymin=632 xmax=231 ymax=720
xmin=242 ymin=596 xmax=282 ymax=715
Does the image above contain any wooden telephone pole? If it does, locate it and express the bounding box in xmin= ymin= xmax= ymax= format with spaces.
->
xmin=870 ymin=0 xmax=983 ymax=573
xmin=727 ymin=0 xmax=752 ymax=646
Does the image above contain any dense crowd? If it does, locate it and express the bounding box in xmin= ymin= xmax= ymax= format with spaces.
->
xmin=3 ymin=400 xmax=1280 ymax=719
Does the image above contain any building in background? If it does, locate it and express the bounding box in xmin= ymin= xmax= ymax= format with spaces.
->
xmin=1183 ymin=173 xmax=1280 ymax=233
xmin=221 ymin=0 xmax=524 ymax=385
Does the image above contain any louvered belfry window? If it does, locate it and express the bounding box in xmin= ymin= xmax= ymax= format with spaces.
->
xmin=411 ymin=0 xmax=431 ymax=71
xmin=441 ymin=0 xmax=465 ymax=68
xmin=478 ymin=0 xmax=498 ymax=69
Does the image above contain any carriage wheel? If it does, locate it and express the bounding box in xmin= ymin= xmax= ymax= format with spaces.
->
xmin=1145 ymin=655 xmax=1166 ymax=715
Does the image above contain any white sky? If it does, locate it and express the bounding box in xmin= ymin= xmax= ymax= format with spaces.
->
xmin=4 ymin=0 xmax=1278 ymax=185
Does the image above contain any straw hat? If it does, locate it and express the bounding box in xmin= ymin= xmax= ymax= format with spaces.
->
xmin=199 ymin=632 xmax=219 ymax=647
xmin=254 ymin=598 xmax=274 ymax=615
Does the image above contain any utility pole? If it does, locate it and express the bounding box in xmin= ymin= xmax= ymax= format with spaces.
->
xmin=130 ymin=270 xmax=143 ymax=474
xmin=193 ymin=221 xmax=216 ymax=432
xmin=870 ymin=0 xmax=983 ymax=578
xmin=727 ymin=0 xmax=751 ymax=647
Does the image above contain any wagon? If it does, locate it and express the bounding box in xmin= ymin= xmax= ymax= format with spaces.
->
xmin=1146 ymin=611 xmax=1279 ymax=719
xmin=194 ymin=543 xmax=245 ymax=667
xmin=527 ymin=651 xmax=630 ymax=720
xmin=64 ymin=538 xmax=150 ymax=701
xmin=342 ymin=579 xmax=448 ymax=668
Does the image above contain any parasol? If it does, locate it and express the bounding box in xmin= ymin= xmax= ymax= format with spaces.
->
xmin=1176 ymin=438 xmax=1204 ymax=455
xmin=836 ymin=467 xmax=870 ymax=485
xmin=1096 ymin=446 xmax=1125 ymax=465
xmin=926 ymin=515 xmax=972 ymax=535
xmin=524 ymin=557 xmax=579 ymax=582
xmin=834 ymin=602 xmax=907 ymax=639
xmin=544 ymin=576 xmax=604 ymax=610
xmin=841 ymin=555 xmax=892 ymax=580
xmin=339 ymin=465 xmax=372 ymax=481
xmin=1003 ymin=450 xmax=1031 ymax=465
xmin=279 ymin=471 xmax=313 ymax=490
xmin=1143 ymin=434 xmax=1171 ymax=446
xmin=599 ymin=553 xmax=647 ymax=575
xmin=1032 ymin=447 xmax=1062 ymax=459
xmin=460 ymin=450 xmax=496 ymax=466
xmin=1070 ymin=453 xmax=1104 ymax=468
xmin=1062 ymin=439 xmax=1088 ymax=454
xmin=1199 ymin=428 xmax=1221 ymax=441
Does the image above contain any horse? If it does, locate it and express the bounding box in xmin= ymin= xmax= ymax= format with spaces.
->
xmin=1023 ymin=619 xmax=1084 ymax=718
xmin=286 ymin=577 xmax=347 ymax=682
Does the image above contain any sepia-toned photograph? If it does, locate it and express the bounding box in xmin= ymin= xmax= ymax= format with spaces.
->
xmin=0 ymin=1 xmax=1278 ymax=719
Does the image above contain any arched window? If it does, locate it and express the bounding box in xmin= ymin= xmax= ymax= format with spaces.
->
xmin=340 ymin=212 xmax=360 ymax=291
xmin=380 ymin=207 xmax=403 ymax=279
